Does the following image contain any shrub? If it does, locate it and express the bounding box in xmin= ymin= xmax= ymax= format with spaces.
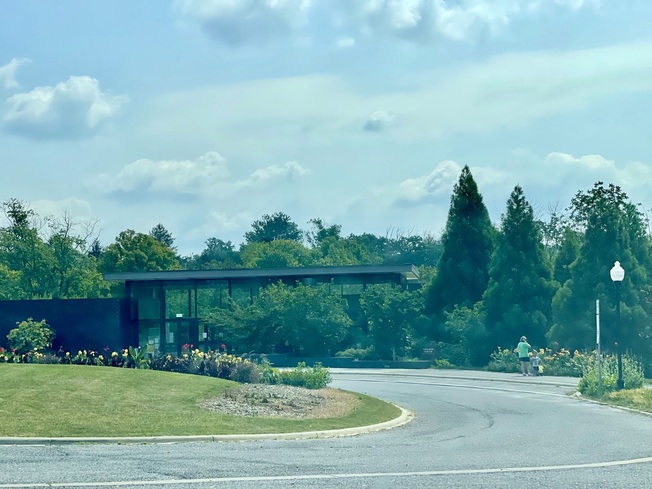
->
xmin=487 ymin=346 xmax=591 ymax=376
xmin=6 ymin=318 xmax=55 ymax=354
xmin=578 ymin=353 xmax=645 ymax=397
xmin=259 ymin=359 xmax=282 ymax=385
xmin=487 ymin=347 xmax=519 ymax=373
xmin=334 ymin=346 xmax=375 ymax=360
xmin=279 ymin=362 xmax=332 ymax=389
xmin=432 ymin=358 xmax=455 ymax=369
xmin=435 ymin=342 xmax=469 ymax=367
xmin=229 ymin=361 xmax=262 ymax=384
xmin=541 ymin=348 xmax=586 ymax=377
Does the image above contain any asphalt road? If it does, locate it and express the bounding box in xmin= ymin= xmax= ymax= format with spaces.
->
xmin=2 ymin=369 xmax=652 ymax=488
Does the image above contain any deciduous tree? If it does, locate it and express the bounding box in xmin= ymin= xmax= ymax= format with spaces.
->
xmin=244 ymin=212 xmax=303 ymax=244
xmin=548 ymin=182 xmax=652 ymax=354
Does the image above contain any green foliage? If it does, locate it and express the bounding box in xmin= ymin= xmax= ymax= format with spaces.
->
xmin=540 ymin=348 xmax=588 ymax=376
xmin=549 ymin=182 xmax=652 ymax=355
xmin=432 ymin=358 xmax=455 ymax=369
xmin=259 ymin=359 xmax=283 ymax=385
xmin=383 ymin=233 xmax=442 ymax=267
xmin=444 ymin=303 xmax=488 ymax=367
xmin=244 ymin=212 xmax=303 ymax=243
xmin=100 ymin=229 xmax=181 ymax=273
xmin=487 ymin=347 xmax=520 ymax=373
xmin=426 ymin=166 xmax=495 ymax=337
xmin=360 ymin=285 xmax=424 ymax=360
xmin=281 ymin=362 xmax=332 ymax=389
xmin=149 ymin=223 xmax=176 ymax=250
xmin=335 ymin=346 xmax=375 ymax=360
xmin=185 ymin=237 xmax=241 ymax=269
xmin=0 ymin=199 xmax=55 ymax=298
xmin=483 ymin=186 xmax=555 ymax=354
xmin=150 ymin=350 xmax=253 ymax=379
xmin=229 ymin=360 xmax=262 ymax=384
xmin=578 ymin=353 xmax=645 ymax=396
xmin=306 ymin=218 xmax=342 ymax=249
xmin=0 ymin=263 xmax=23 ymax=299
xmin=239 ymin=240 xmax=317 ymax=268
xmin=6 ymin=318 xmax=55 ymax=354
xmin=487 ymin=346 xmax=591 ymax=377
xmin=127 ymin=346 xmax=151 ymax=369
xmin=45 ymin=214 xmax=109 ymax=299
xmin=252 ymin=282 xmax=352 ymax=356
xmin=435 ymin=341 xmax=468 ymax=367
xmin=257 ymin=361 xmax=332 ymax=389
xmin=553 ymin=227 xmax=580 ymax=287
xmin=317 ymin=235 xmax=383 ymax=266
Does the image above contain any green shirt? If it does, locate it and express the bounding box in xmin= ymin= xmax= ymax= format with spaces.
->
xmin=517 ymin=341 xmax=530 ymax=358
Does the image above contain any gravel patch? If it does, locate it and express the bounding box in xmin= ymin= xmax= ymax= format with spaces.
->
xmin=199 ymin=384 xmax=360 ymax=419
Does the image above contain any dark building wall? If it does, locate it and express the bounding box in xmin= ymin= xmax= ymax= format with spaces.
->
xmin=0 ymin=299 xmax=131 ymax=353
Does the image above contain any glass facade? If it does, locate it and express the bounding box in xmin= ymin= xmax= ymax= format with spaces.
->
xmin=120 ymin=266 xmax=416 ymax=356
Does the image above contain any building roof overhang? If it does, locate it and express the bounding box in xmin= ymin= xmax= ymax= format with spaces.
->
xmin=104 ymin=264 xmax=420 ymax=283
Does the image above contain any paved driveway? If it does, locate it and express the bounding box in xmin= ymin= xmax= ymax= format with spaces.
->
xmin=2 ymin=369 xmax=651 ymax=488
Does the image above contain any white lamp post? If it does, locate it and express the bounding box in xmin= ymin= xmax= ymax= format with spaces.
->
xmin=609 ymin=261 xmax=625 ymax=390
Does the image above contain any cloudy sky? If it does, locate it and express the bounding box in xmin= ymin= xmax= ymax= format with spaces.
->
xmin=1 ymin=0 xmax=651 ymax=255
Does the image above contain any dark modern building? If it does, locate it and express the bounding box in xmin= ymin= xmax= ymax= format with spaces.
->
xmin=0 ymin=265 xmax=419 ymax=355
xmin=104 ymin=264 xmax=420 ymax=355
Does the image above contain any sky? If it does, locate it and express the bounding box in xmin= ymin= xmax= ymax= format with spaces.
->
xmin=1 ymin=0 xmax=651 ymax=256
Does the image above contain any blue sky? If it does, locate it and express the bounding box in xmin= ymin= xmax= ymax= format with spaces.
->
xmin=1 ymin=0 xmax=651 ymax=255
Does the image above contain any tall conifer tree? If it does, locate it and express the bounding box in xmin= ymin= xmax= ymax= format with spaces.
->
xmin=426 ymin=166 xmax=495 ymax=337
xmin=483 ymin=186 xmax=555 ymax=353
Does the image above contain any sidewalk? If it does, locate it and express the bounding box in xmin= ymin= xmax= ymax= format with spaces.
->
xmin=329 ymin=368 xmax=580 ymax=388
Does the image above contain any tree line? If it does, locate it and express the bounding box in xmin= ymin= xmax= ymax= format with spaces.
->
xmin=1 ymin=165 xmax=651 ymax=367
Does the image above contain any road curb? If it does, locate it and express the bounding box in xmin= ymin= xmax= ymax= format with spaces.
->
xmin=0 ymin=405 xmax=413 ymax=446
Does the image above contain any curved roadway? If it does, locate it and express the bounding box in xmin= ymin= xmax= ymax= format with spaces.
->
xmin=2 ymin=369 xmax=652 ymax=488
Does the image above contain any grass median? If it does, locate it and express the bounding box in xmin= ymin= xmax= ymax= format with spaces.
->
xmin=0 ymin=364 xmax=401 ymax=438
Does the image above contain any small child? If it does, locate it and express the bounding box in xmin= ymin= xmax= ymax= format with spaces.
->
xmin=531 ymin=350 xmax=542 ymax=376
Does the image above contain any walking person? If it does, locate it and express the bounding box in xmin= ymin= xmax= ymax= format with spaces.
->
xmin=516 ymin=336 xmax=531 ymax=376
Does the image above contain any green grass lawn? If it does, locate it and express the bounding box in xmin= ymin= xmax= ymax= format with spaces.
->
xmin=0 ymin=364 xmax=401 ymax=438
xmin=601 ymin=388 xmax=652 ymax=413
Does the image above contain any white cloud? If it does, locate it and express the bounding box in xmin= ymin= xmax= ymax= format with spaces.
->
xmin=141 ymin=40 xmax=652 ymax=151
xmin=363 ymin=110 xmax=395 ymax=132
xmin=185 ymin=209 xmax=255 ymax=245
xmin=175 ymin=0 xmax=602 ymax=46
xmin=393 ymin=160 xmax=462 ymax=205
xmin=92 ymin=151 xmax=309 ymax=201
xmin=0 ymin=58 xmax=31 ymax=89
xmin=237 ymin=161 xmax=309 ymax=188
xmin=534 ymin=152 xmax=652 ymax=195
xmin=3 ymin=76 xmax=127 ymax=140
xmin=175 ymin=0 xmax=313 ymax=47
xmin=372 ymin=160 xmax=506 ymax=209
xmin=335 ymin=36 xmax=356 ymax=48
xmin=335 ymin=0 xmax=603 ymax=43
xmin=92 ymin=151 xmax=229 ymax=196
xmin=30 ymin=197 xmax=94 ymax=220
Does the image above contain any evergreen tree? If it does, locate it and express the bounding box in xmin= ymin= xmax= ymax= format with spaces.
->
xmin=553 ymin=227 xmax=580 ymax=287
xmin=149 ymin=223 xmax=176 ymax=250
xmin=425 ymin=166 xmax=495 ymax=337
xmin=483 ymin=186 xmax=555 ymax=354
xmin=548 ymin=183 xmax=652 ymax=355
